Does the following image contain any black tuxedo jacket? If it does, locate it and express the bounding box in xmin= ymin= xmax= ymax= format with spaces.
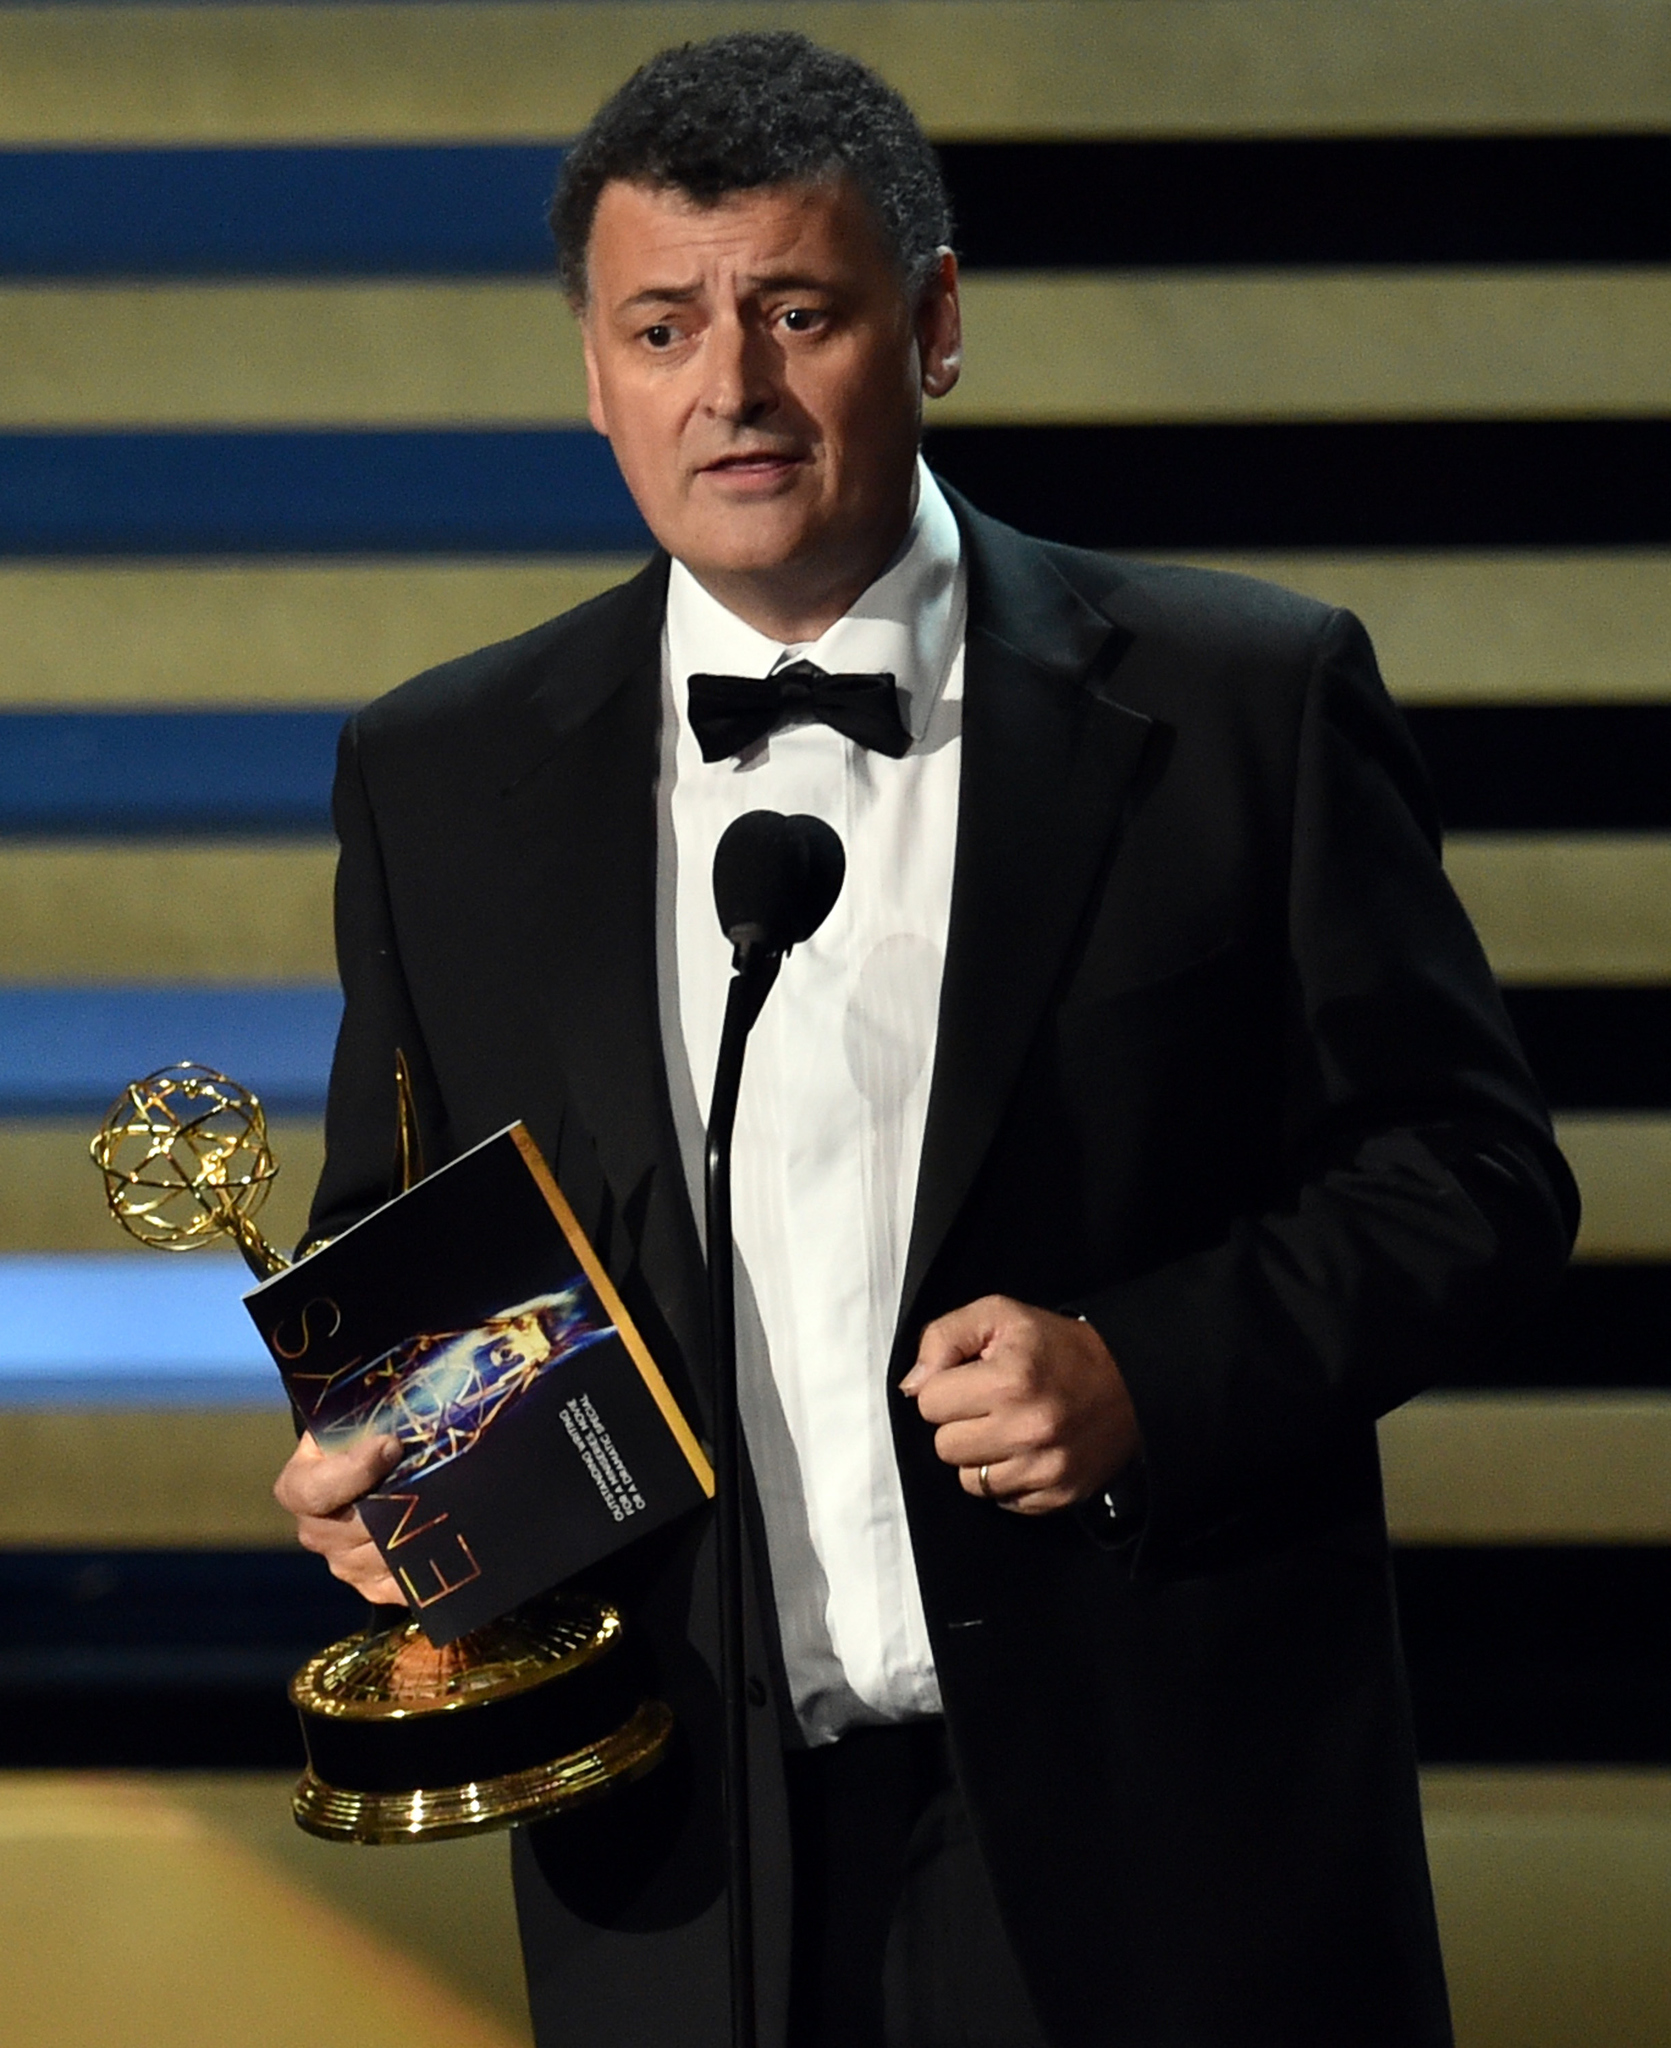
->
xmin=311 ymin=491 xmax=1576 ymax=2048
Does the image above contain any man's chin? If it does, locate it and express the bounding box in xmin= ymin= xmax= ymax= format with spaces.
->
xmin=678 ymin=510 xmax=829 ymax=581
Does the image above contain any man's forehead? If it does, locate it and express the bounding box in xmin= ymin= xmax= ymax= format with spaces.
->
xmin=585 ymin=174 xmax=891 ymax=294
xmin=597 ymin=169 xmax=856 ymax=222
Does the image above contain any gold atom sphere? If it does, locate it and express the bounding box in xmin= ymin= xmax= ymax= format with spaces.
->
xmin=90 ymin=1062 xmax=278 ymax=1254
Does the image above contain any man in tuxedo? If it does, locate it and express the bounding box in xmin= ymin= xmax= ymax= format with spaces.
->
xmin=275 ymin=31 xmax=1576 ymax=2048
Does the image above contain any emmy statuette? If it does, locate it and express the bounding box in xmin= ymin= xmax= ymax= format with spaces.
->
xmin=90 ymin=1060 xmax=673 ymax=1844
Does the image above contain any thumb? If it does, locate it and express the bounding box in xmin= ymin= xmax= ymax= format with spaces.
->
xmin=900 ymin=1296 xmax=1005 ymax=1396
xmin=275 ymin=1429 xmax=401 ymax=1517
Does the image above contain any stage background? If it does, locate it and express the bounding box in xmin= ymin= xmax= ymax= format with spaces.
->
xmin=2 ymin=2 xmax=1670 ymax=2041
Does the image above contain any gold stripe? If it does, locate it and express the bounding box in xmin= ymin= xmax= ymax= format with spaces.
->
xmin=1425 ymin=1769 xmax=1671 ymax=1820
xmin=1167 ymin=551 xmax=1671 ymax=705
xmin=0 ymin=1117 xmax=325 ymax=1255
xmin=1424 ymin=1767 xmax=1671 ymax=2048
xmin=3 ymin=553 xmax=1664 ymax=711
xmin=0 ymin=1777 xmax=531 ymax=2048
xmin=944 ymin=270 xmax=1671 ymax=426
xmin=0 ymin=282 xmax=586 ymax=428
xmin=0 ymin=559 xmax=640 ymax=708
xmin=1446 ymin=837 xmax=1671 ymax=986
xmin=10 ymin=1389 xmax=1671 ymax=1546
xmin=1382 ymin=1393 xmax=1671 ymax=1543
xmin=1555 ymin=1113 xmax=1671 ymax=1260
xmin=4 ymin=2 xmax=1669 ymax=145
xmin=12 ymin=271 xmax=1671 ymax=428
xmin=10 ymin=1104 xmax=1666 ymax=1270
xmin=0 ymin=842 xmax=337 ymax=983
xmin=0 ymin=1408 xmax=298 ymax=1545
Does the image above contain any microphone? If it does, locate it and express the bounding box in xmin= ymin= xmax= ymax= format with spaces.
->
xmin=712 ymin=810 xmax=845 ymax=965
xmin=704 ymin=809 xmax=843 ymax=2048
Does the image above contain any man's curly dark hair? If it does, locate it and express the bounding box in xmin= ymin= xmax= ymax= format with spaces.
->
xmin=550 ymin=31 xmax=954 ymax=304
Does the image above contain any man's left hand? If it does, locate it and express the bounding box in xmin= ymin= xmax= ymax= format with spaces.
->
xmin=900 ymin=1296 xmax=1141 ymax=1514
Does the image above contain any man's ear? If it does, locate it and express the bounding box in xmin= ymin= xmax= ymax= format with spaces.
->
xmin=918 ymin=248 xmax=962 ymax=401
xmin=579 ymin=313 xmax=610 ymax=438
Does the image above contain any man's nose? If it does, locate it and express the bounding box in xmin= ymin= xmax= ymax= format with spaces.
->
xmin=702 ymin=316 xmax=778 ymax=422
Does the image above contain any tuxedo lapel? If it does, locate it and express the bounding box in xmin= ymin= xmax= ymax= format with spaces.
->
xmin=494 ymin=558 xmax=711 ymax=1389
xmin=899 ymin=502 xmax=1153 ymax=1329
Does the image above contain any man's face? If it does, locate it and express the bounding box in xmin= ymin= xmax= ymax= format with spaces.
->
xmin=579 ymin=175 xmax=961 ymax=638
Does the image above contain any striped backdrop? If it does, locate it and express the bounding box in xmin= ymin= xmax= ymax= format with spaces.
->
xmin=4 ymin=1 xmax=1671 ymax=1783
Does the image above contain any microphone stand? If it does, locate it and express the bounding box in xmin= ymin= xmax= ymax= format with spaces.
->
xmin=704 ymin=936 xmax=782 ymax=2048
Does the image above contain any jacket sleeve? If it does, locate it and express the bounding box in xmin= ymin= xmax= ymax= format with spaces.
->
xmin=304 ymin=713 xmax=451 ymax=1250
xmin=1078 ymin=606 xmax=1580 ymax=1572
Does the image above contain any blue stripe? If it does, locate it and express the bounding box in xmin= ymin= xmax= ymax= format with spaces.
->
xmin=0 ymin=986 xmax=339 ymax=1115
xmin=0 ymin=711 xmax=342 ymax=833
xmin=0 ymin=1254 xmax=280 ymax=1408
xmin=0 ymin=429 xmax=650 ymax=555
xmin=1 ymin=144 xmax=564 ymax=276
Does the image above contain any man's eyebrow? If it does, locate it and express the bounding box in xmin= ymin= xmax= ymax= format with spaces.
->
xmin=615 ymin=270 xmax=838 ymax=313
xmin=617 ymin=284 xmax=701 ymax=311
xmin=745 ymin=269 xmax=836 ymax=293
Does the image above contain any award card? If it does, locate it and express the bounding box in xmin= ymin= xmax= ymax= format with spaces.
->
xmin=243 ymin=1125 xmax=713 ymax=1645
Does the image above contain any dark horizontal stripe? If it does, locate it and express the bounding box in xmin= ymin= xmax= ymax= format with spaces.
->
xmin=6 ymin=423 xmax=1665 ymax=557
xmin=1450 ymin=1263 xmax=1671 ymax=1393
xmin=0 ymin=144 xmax=564 ymax=277
xmin=1406 ymin=706 xmax=1671 ymax=832
xmin=0 ymin=1548 xmax=362 ymax=1767
xmin=0 ymin=1646 xmax=302 ymax=1686
xmin=13 ymin=700 xmax=1658 ymax=847
xmin=1500 ymin=987 xmax=1671 ymax=1112
xmin=0 ymin=1548 xmax=365 ymax=1656
xmin=924 ymin=421 xmax=1671 ymax=549
xmin=6 ymin=696 xmax=1659 ymax=846
xmin=0 ymin=428 xmax=650 ymax=555
xmin=0 ymin=986 xmax=338 ymax=1115
xmin=1396 ymin=1546 xmax=1671 ymax=1764
xmin=0 ymin=1684 xmax=303 ymax=1767
xmin=941 ymin=136 xmax=1671 ymax=269
xmin=0 ymin=709 xmax=340 ymax=832
xmin=7 ymin=136 xmax=1670 ymax=277
xmin=0 ymin=1547 xmax=1665 ymax=1769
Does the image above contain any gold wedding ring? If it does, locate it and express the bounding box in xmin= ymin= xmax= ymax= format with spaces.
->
xmin=978 ymin=1463 xmax=995 ymax=1500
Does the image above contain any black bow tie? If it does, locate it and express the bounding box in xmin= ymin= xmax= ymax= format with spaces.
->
xmin=687 ymin=661 xmax=912 ymax=763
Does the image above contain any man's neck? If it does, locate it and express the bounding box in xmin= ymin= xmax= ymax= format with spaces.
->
xmin=684 ymin=574 xmax=869 ymax=646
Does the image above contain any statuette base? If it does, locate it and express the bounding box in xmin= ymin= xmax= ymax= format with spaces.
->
xmin=291 ymin=1697 xmax=674 ymax=1844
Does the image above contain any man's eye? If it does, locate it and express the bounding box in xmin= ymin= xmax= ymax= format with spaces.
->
xmin=642 ymin=323 xmax=677 ymax=348
xmin=780 ymin=307 xmax=823 ymax=332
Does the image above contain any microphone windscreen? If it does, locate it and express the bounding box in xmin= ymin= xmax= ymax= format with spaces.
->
xmin=713 ymin=811 xmax=845 ymax=954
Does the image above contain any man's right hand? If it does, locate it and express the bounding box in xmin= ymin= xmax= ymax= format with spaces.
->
xmin=273 ymin=1432 xmax=408 ymax=1606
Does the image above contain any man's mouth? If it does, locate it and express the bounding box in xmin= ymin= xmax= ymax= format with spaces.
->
xmin=700 ymin=450 xmax=806 ymax=480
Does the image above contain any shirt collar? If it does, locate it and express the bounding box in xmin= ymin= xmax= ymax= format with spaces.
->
xmin=665 ymin=458 xmax=965 ymax=748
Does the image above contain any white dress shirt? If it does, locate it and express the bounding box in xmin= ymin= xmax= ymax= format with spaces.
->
xmin=655 ymin=460 xmax=966 ymax=1744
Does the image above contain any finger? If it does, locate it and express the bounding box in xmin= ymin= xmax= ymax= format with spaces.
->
xmin=274 ymin=1431 xmax=401 ymax=1517
xmin=911 ymin=1357 xmax=1010 ymax=1426
xmin=294 ymin=1501 xmax=375 ymax=1552
xmin=337 ymin=1551 xmax=405 ymax=1604
xmin=995 ymin=1486 xmax=1072 ymax=1517
xmin=332 ymin=1550 xmax=406 ymax=1605
xmin=946 ymin=1429 xmax=1070 ymax=1494
xmin=901 ymin=1295 xmax=1013 ymax=1395
xmin=930 ymin=1414 xmax=1014 ymax=1470
xmin=296 ymin=1517 xmax=407 ymax=1605
xmin=957 ymin=1459 xmax=1076 ymax=1517
xmin=957 ymin=1453 xmax=1021 ymax=1501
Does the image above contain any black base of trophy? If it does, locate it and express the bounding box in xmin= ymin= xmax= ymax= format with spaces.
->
xmin=288 ymin=1593 xmax=672 ymax=1844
